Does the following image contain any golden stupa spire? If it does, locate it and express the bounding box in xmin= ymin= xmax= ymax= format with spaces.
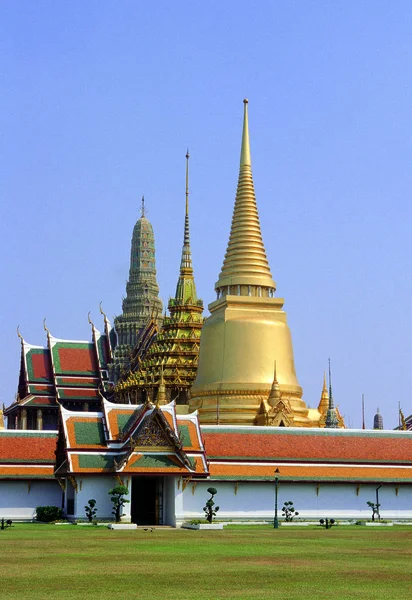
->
xmin=215 ymin=99 xmax=276 ymax=295
xmin=317 ymin=371 xmax=329 ymax=414
xmin=268 ymin=361 xmax=281 ymax=408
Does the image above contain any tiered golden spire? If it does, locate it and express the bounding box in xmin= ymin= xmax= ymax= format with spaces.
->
xmin=318 ymin=372 xmax=329 ymax=414
xmin=215 ymin=99 xmax=276 ymax=294
xmin=268 ymin=361 xmax=281 ymax=408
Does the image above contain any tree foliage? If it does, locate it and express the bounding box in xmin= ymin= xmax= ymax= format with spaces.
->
xmin=35 ymin=506 xmax=63 ymax=522
xmin=108 ymin=485 xmax=130 ymax=523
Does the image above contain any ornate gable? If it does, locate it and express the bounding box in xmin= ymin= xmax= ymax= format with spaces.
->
xmin=131 ymin=410 xmax=180 ymax=452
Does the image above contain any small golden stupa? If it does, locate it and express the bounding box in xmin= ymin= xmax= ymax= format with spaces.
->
xmin=190 ymin=100 xmax=344 ymax=428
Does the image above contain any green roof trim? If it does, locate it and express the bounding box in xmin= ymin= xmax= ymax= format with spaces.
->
xmin=178 ymin=424 xmax=192 ymax=447
xmin=116 ymin=413 xmax=137 ymax=435
xmin=208 ymin=475 xmax=412 ymax=483
xmin=77 ymin=454 xmax=116 ymax=470
xmin=25 ymin=348 xmax=51 ymax=382
xmin=0 ymin=474 xmax=55 ymax=480
xmin=0 ymin=431 xmax=57 ymax=438
xmin=207 ymin=455 xmax=412 ymax=464
xmin=201 ymin=426 xmax=412 ymax=440
xmin=129 ymin=454 xmax=179 ymax=469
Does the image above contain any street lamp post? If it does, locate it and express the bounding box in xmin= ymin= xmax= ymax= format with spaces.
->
xmin=274 ymin=468 xmax=280 ymax=529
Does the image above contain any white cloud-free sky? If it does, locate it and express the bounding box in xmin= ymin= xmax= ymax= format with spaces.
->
xmin=1 ymin=1 xmax=412 ymax=428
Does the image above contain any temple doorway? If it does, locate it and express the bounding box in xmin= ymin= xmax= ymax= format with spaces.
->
xmin=131 ymin=476 xmax=163 ymax=525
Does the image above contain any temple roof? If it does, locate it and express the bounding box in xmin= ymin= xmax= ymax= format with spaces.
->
xmin=0 ymin=430 xmax=57 ymax=479
xmin=201 ymin=426 xmax=412 ymax=482
xmin=5 ymin=317 xmax=113 ymax=416
xmin=58 ymin=399 xmax=208 ymax=476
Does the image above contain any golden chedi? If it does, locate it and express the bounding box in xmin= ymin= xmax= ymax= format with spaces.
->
xmin=190 ymin=100 xmax=313 ymax=426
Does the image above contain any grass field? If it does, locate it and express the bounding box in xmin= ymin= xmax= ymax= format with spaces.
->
xmin=2 ymin=524 xmax=412 ymax=600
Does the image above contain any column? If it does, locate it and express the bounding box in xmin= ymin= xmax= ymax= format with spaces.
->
xmin=36 ymin=409 xmax=43 ymax=430
xmin=21 ymin=408 xmax=27 ymax=430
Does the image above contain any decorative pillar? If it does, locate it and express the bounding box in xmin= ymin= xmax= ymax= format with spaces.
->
xmin=21 ymin=408 xmax=27 ymax=430
xmin=36 ymin=409 xmax=43 ymax=430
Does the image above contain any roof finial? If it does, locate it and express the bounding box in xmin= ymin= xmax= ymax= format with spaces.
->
xmin=88 ymin=311 xmax=94 ymax=327
xmin=43 ymin=318 xmax=50 ymax=336
xmin=17 ymin=325 xmax=23 ymax=342
xmin=140 ymin=195 xmax=146 ymax=218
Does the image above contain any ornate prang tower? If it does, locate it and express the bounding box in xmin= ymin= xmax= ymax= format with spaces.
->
xmin=115 ymin=152 xmax=204 ymax=404
xmin=190 ymin=100 xmax=312 ymax=425
xmin=110 ymin=198 xmax=163 ymax=382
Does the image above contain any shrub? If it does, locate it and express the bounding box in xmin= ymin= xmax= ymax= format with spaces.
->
xmin=108 ymin=485 xmax=130 ymax=523
xmin=203 ymin=487 xmax=219 ymax=524
xmin=282 ymin=501 xmax=299 ymax=522
xmin=36 ymin=506 xmax=64 ymax=522
xmin=85 ymin=499 xmax=97 ymax=523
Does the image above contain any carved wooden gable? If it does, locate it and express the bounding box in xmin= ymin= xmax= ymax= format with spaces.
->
xmin=130 ymin=410 xmax=180 ymax=453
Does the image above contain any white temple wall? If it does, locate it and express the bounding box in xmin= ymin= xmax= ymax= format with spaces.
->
xmin=180 ymin=480 xmax=412 ymax=521
xmin=70 ymin=476 xmax=132 ymax=521
xmin=0 ymin=480 xmax=62 ymax=520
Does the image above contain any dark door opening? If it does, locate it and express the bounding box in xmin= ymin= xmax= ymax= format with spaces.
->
xmin=131 ymin=476 xmax=163 ymax=525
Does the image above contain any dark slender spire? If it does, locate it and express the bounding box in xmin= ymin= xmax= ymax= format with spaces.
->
xmin=362 ymin=393 xmax=365 ymax=429
xmin=373 ymin=407 xmax=384 ymax=430
xmin=325 ymin=358 xmax=339 ymax=428
xmin=141 ymin=195 xmax=146 ymax=218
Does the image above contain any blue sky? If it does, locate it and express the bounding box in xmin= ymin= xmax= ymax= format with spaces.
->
xmin=1 ymin=1 xmax=412 ymax=428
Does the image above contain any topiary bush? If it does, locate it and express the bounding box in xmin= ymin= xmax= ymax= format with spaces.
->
xmin=108 ymin=485 xmax=130 ymax=523
xmin=35 ymin=506 xmax=64 ymax=522
xmin=203 ymin=487 xmax=219 ymax=524
xmin=85 ymin=499 xmax=97 ymax=523
xmin=282 ymin=501 xmax=299 ymax=522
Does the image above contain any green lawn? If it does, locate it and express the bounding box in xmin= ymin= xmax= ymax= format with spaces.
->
xmin=2 ymin=524 xmax=412 ymax=599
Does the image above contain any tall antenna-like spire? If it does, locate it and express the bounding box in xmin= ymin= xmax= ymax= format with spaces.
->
xmin=184 ymin=149 xmax=190 ymax=247
xmin=215 ymin=99 xmax=276 ymax=295
xmin=175 ymin=150 xmax=198 ymax=302
xmin=328 ymin=359 xmax=334 ymax=409
xmin=325 ymin=358 xmax=339 ymax=428
xmin=140 ymin=195 xmax=146 ymax=218
xmin=362 ymin=393 xmax=365 ymax=429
